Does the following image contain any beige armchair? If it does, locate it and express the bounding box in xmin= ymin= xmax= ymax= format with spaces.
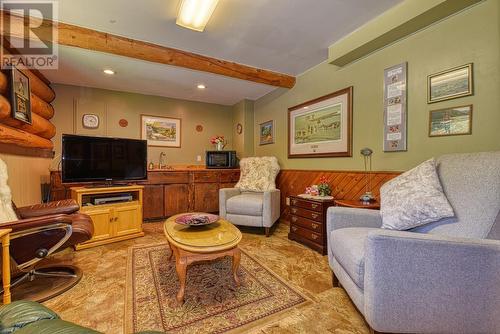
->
xmin=219 ymin=157 xmax=280 ymax=236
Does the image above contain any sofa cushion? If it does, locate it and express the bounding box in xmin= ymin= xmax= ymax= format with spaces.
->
xmin=226 ymin=193 xmax=263 ymax=216
xmin=380 ymin=158 xmax=454 ymax=230
xmin=14 ymin=319 xmax=100 ymax=334
xmin=235 ymin=157 xmax=280 ymax=192
xmin=411 ymin=151 xmax=500 ymax=239
xmin=331 ymin=227 xmax=379 ymax=289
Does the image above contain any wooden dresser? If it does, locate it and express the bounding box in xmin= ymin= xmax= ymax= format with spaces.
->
xmin=288 ymin=196 xmax=335 ymax=255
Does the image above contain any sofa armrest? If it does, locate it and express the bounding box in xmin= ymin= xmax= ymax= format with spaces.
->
xmin=16 ymin=199 xmax=80 ymax=219
xmin=364 ymin=230 xmax=500 ymax=333
xmin=263 ymin=189 xmax=280 ymax=227
xmin=326 ymin=206 xmax=382 ymax=237
xmin=0 ymin=300 xmax=59 ymax=334
xmin=219 ymin=188 xmax=241 ymax=218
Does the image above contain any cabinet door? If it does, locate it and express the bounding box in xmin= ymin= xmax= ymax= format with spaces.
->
xmin=164 ymin=184 xmax=189 ymax=216
xmin=193 ymin=183 xmax=219 ymax=213
xmin=114 ymin=204 xmax=142 ymax=237
xmin=81 ymin=207 xmax=114 ymax=242
xmin=143 ymin=185 xmax=164 ymax=220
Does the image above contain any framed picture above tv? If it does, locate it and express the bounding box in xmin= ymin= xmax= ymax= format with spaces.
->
xmin=428 ymin=63 xmax=473 ymax=103
xmin=288 ymin=87 xmax=353 ymax=158
xmin=141 ymin=114 xmax=181 ymax=147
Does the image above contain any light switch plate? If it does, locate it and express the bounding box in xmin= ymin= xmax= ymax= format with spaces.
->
xmin=196 ymin=155 xmax=202 ymax=162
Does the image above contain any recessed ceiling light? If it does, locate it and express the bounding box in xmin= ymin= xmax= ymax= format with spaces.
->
xmin=197 ymin=84 xmax=206 ymax=89
xmin=176 ymin=0 xmax=219 ymax=32
xmin=103 ymin=69 xmax=115 ymax=75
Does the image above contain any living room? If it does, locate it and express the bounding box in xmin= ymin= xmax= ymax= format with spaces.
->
xmin=0 ymin=0 xmax=499 ymax=333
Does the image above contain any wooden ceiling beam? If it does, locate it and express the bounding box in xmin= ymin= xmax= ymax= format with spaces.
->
xmin=1 ymin=11 xmax=296 ymax=89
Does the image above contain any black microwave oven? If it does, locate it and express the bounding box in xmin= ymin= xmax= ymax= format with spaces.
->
xmin=206 ymin=151 xmax=238 ymax=169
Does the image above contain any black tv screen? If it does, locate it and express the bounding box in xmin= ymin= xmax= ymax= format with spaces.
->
xmin=62 ymin=134 xmax=147 ymax=183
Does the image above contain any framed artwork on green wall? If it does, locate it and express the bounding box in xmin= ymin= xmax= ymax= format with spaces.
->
xmin=141 ymin=114 xmax=181 ymax=147
xmin=428 ymin=63 xmax=473 ymax=103
xmin=288 ymin=87 xmax=353 ymax=158
xmin=429 ymin=105 xmax=472 ymax=137
xmin=259 ymin=120 xmax=274 ymax=145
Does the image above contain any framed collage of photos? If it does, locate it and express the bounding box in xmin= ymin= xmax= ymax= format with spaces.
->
xmin=383 ymin=62 xmax=407 ymax=152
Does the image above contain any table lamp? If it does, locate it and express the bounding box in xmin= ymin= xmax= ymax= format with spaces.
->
xmin=360 ymin=148 xmax=375 ymax=203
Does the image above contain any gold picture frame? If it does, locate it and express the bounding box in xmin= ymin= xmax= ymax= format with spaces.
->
xmin=259 ymin=120 xmax=274 ymax=145
xmin=140 ymin=114 xmax=181 ymax=147
xmin=428 ymin=105 xmax=472 ymax=137
xmin=428 ymin=63 xmax=473 ymax=103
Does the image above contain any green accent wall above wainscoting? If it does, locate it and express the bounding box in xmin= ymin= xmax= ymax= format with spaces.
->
xmin=253 ymin=0 xmax=499 ymax=172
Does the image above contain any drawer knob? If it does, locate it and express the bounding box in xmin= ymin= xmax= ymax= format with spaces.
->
xmin=291 ymin=199 xmax=297 ymax=205
xmin=311 ymin=224 xmax=318 ymax=230
xmin=291 ymin=216 xmax=298 ymax=222
xmin=291 ymin=226 xmax=297 ymax=232
xmin=311 ymin=234 xmax=318 ymax=240
xmin=291 ymin=208 xmax=297 ymax=214
xmin=311 ymin=213 xmax=318 ymax=219
xmin=311 ymin=204 xmax=318 ymax=209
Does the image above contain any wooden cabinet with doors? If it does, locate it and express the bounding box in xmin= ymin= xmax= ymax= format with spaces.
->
xmin=71 ymin=185 xmax=144 ymax=250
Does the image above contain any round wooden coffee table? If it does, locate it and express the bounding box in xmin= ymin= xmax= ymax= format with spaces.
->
xmin=163 ymin=214 xmax=242 ymax=304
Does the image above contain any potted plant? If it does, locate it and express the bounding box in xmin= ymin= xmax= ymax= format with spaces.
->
xmin=210 ymin=135 xmax=226 ymax=151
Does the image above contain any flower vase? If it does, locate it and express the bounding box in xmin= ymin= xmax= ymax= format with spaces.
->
xmin=216 ymin=142 xmax=224 ymax=151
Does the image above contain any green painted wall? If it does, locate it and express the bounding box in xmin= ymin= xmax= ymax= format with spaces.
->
xmin=254 ymin=0 xmax=499 ymax=171
xmin=232 ymin=99 xmax=254 ymax=158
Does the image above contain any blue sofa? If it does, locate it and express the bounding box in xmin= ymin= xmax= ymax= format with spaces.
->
xmin=327 ymin=152 xmax=500 ymax=333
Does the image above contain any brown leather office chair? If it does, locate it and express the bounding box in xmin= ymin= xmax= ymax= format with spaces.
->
xmin=0 ymin=199 xmax=93 ymax=302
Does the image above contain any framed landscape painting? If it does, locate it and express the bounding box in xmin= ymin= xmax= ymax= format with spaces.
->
xmin=141 ymin=115 xmax=181 ymax=147
xmin=428 ymin=63 xmax=473 ymax=103
xmin=259 ymin=120 xmax=274 ymax=145
xmin=429 ymin=105 xmax=472 ymax=137
xmin=288 ymin=87 xmax=353 ymax=158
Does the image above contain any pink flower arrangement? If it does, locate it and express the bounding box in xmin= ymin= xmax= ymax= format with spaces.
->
xmin=305 ymin=176 xmax=332 ymax=197
xmin=210 ymin=135 xmax=225 ymax=144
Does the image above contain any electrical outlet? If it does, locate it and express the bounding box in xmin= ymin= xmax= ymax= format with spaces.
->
xmin=285 ymin=197 xmax=290 ymax=206
xmin=196 ymin=155 xmax=202 ymax=162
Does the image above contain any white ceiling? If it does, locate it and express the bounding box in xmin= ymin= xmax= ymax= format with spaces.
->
xmin=42 ymin=0 xmax=403 ymax=105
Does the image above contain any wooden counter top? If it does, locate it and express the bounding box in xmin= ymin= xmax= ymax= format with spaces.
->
xmin=148 ymin=167 xmax=239 ymax=172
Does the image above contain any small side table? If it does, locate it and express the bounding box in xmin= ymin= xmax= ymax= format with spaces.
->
xmin=0 ymin=229 xmax=12 ymax=304
xmin=335 ymin=199 xmax=380 ymax=210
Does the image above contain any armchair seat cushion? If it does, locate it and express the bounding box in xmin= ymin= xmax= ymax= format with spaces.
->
xmin=226 ymin=193 xmax=263 ymax=216
xmin=331 ymin=228 xmax=379 ymax=289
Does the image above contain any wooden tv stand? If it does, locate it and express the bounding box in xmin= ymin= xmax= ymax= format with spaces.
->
xmin=71 ymin=185 xmax=144 ymax=250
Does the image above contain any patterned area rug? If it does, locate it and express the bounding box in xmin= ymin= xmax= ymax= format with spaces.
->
xmin=125 ymin=244 xmax=310 ymax=334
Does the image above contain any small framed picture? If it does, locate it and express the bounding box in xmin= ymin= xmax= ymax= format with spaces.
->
xmin=428 ymin=63 xmax=473 ymax=103
xmin=9 ymin=67 xmax=32 ymax=124
xmin=141 ymin=114 xmax=181 ymax=147
xmin=429 ymin=105 xmax=472 ymax=137
xmin=259 ymin=120 xmax=274 ymax=145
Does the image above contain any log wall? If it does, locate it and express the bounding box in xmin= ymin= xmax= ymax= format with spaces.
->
xmin=0 ymin=67 xmax=56 ymax=154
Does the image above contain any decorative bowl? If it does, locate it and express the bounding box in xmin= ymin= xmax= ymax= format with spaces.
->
xmin=174 ymin=213 xmax=219 ymax=226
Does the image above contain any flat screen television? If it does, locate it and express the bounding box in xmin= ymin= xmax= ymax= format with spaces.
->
xmin=62 ymin=134 xmax=147 ymax=183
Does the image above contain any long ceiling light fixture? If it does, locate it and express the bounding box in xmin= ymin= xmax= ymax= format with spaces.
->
xmin=176 ymin=0 xmax=220 ymax=32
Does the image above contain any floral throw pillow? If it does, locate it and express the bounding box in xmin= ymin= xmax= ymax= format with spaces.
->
xmin=380 ymin=158 xmax=455 ymax=230
xmin=236 ymin=157 xmax=280 ymax=192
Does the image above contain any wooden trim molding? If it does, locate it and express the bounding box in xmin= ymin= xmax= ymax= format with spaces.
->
xmin=0 ymin=142 xmax=54 ymax=158
xmin=0 ymin=10 xmax=296 ymax=89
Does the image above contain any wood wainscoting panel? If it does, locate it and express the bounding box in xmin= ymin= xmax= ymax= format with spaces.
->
xmin=276 ymin=170 xmax=400 ymax=219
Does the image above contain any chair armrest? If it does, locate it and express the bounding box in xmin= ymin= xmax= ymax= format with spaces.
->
xmin=16 ymin=199 xmax=80 ymax=219
xmin=263 ymin=189 xmax=280 ymax=227
xmin=326 ymin=206 xmax=382 ymax=237
xmin=0 ymin=214 xmax=75 ymax=233
xmin=364 ymin=230 xmax=500 ymax=333
xmin=219 ymin=188 xmax=241 ymax=218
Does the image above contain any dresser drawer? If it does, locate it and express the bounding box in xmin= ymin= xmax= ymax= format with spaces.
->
xmin=289 ymin=206 xmax=323 ymax=222
xmin=290 ymin=225 xmax=322 ymax=244
xmin=290 ymin=198 xmax=322 ymax=212
xmin=290 ymin=215 xmax=322 ymax=233
xmin=193 ymin=172 xmax=219 ymax=183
